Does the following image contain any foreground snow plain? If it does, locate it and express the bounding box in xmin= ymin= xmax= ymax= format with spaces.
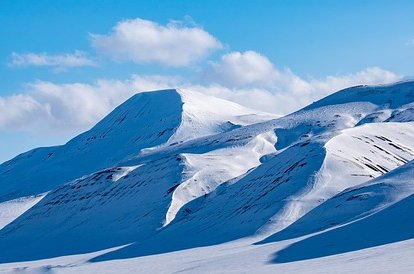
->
xmin=1 ymin=82 xmax=414 ymax=273
xmin=1 ymin=237 xmax=414 ymax=273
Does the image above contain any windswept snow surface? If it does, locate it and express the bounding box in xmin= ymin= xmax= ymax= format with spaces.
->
xmin=165 ymin=88 xmax=276 ymax=146
xmin=165 ymin=130 xmax=277 ymax=225
xmin=262 ymin=159 xmax=414 ymax=244
xmin=0 ymin=235 xmax=413 ymax=273
xmin=1 ymin=81 xmax=414 ymax=273
xmin=0 ymin=194 xmax=45 ymax=230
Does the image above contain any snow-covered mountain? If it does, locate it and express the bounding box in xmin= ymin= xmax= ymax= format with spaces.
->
xmin=0 ymin=89 xmax=274 ymax=203
xmin=1 ymin=82 xmax=414 ymax=273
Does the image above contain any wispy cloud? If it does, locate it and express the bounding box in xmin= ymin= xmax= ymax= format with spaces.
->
xmin=90 ymin=18 xmax=222 ymax=67
xmin=9 ymin=51 xmax=97 ymax=70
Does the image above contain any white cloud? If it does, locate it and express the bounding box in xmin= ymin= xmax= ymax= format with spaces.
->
xmin=204 ymin=50 xmax=317 ymax=94
xmin=202 ymin=51 xmax=401 ymax=113
xmin=205 ymin=51 xmax=400 ymax=91
xmin=0 ymin=94 xmax=48 ymax=131
xmin=9 ymin=51 xmax=97 ymax=70
xmin=205 ymin=51 xmax=280 ymax=86
xmin=90 ymin=18 xmax=222 ymax=67
xmin=305 ymin=67 xmax=401 ymax=95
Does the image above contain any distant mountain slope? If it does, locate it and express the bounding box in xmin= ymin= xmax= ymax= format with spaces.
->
xmin=303 ymin=81 xmax=414 ymax=111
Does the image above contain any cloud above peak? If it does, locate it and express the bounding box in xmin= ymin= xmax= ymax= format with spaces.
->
xmin=206 ymin=51 xmax=279 ymax=86
xmin=205 ymin=50 xmax=312 ymax=93
xmin=9 ymin=51 xmax=97 ymax=70
xmin=91 ymin=18 xmax=222 ymax=67
xmin=205 ymin=51 xmax=401 ymax=97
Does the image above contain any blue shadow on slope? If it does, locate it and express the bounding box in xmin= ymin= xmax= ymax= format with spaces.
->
xmin=90 ymin=142 xmax=327 ymax=262
xmin=270 ymin=194 xmax=414 ymax=263
xmin=0 ymin=140 xmax=327 ymax=263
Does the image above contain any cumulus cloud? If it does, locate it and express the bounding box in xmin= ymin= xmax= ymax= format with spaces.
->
xmin=205 ymin=51 xmax=280 ymax=86
xmin=204 ymin=50 xmax=311 ymax=92
xmin=202 ymin=51 xmax=401 ymax=112
xmin=90 ymin=18 xmax=222 ymax=67
xmin=227 ymin=67 xmax=400 ymax=114
xmin=205 ymin=51 xmax=400 ymax=90
xmin=305 ymin=67 xmax=401 ymax=95
xmin=9 ymin=51 xmax=97 ymax=70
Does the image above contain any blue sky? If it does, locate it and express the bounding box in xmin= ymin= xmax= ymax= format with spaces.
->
xmin=0 ymin=0 xmax=413 ymax=162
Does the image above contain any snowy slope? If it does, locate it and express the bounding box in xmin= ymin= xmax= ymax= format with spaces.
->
xmin=165 ymin=130 xmax=277 ymax=225
xmin=303 ymin=81 xmax=414 ymax=112
xmin=1 ymin=81 xmax=414 ymax=272
xmin=0 ymin=127 xmax=278 ymax=262
xmin=0 ymin=194 xmax=45 ymax=230
xmin=273 ymin=192 xmax=414 ymax=263
xmin=262 ymin=158 xmax=414 ymax=243
xmin=88 ymin=82 xmax=414 ymax=260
